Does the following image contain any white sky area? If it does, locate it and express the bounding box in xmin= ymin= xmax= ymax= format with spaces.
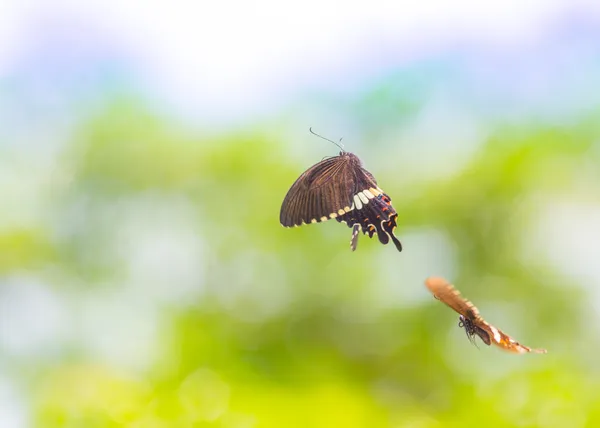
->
xmin=0 ymin=0 xmax=599 ymax=123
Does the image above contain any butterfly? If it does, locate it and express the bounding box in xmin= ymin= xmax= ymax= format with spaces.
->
xmin=424 ymin=276 xmax=547 ymax=354
xmin=279 ymin=130 xmax=402 ymax=252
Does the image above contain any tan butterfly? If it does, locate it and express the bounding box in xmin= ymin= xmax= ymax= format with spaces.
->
xmin=425 ymin=277 xmax=547 ymax=354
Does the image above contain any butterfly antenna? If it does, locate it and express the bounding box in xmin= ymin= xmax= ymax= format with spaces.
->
xmin=309 ymin=127 xmax=345 ymax=152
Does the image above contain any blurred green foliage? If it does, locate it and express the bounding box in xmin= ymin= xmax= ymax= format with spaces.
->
xmin=4 ymin=99 xmax=600 ymax=427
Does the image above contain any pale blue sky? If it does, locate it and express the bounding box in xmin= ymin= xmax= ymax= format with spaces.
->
xmin=1 ymin=0 xmax=599 ymax=125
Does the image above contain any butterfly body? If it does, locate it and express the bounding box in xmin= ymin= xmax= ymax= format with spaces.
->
xmin=425 ymin=277 xmax=547 ymax=354
xmin=280 ymin=150 xmax=402 ymax=251
xmin=459 ymin=315 xmax=491 ymax=346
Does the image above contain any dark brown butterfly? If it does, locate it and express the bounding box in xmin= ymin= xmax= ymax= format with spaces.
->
xmin=280 ymin=130 xmax=402 ymax=252
xmin=425 ymin=276 xmax=547 ymax=354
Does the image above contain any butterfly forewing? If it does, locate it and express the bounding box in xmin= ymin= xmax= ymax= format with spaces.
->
xmin=280 ymin=154 xmax=366 ymax=227
xmin=425 ymin=277 xmax=481 ymax=321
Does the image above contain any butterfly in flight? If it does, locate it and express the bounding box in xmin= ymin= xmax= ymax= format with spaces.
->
xmin=280 ymin=129 xmax=402 ymax=252
xmin=424 ymin=276 xmax=547 ymax=354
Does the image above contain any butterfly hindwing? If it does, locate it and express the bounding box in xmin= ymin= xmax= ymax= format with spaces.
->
xmin=477 ymin=319 xmax=546 ymax=354
xmin=335 ymin=192 xmax=402 ymax=251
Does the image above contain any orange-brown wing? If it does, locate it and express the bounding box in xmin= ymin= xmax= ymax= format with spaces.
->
xmin=425 ymin=277 xmax=547 ymax=354
xmin=424 ymin=277 xmax=481 ymax=321
xmin=475 ymin=319 xmax=547 ymax=354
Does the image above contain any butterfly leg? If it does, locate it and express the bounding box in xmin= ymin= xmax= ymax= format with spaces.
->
xmin=350 ymin=224 xmax=361 ymax=251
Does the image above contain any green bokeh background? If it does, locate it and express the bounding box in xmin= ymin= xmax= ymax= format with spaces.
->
xmin=3 ymin=10 xmax=600 ymax=426
xmin=5 ymin=94 xmax=598 ymax=427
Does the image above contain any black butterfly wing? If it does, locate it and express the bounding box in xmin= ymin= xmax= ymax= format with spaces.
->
xmin=336 ymin=189 xmax=402 ymax=251
xmin=280 ymin=154 xmax=368 ymax=227
xmin=281 ymin=152 xmax=402 ymax=252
